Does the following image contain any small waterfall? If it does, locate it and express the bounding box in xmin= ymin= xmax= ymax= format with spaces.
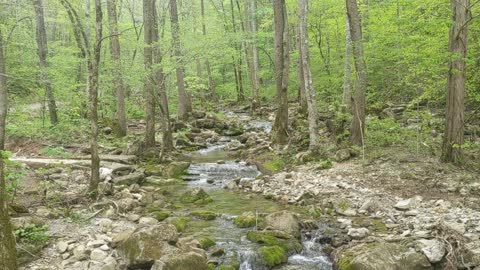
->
xmin=184 ymin=161 xmax=260 ymax=188
xmin=287 ymin=230 xmax=333 ymax=270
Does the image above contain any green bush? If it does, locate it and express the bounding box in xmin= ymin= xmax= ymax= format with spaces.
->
xmin=15 ymin=225 xmax=49 ymax=244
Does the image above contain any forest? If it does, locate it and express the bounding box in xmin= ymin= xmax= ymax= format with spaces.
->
xmin=0 ymin=0 xmax=480 ymax=269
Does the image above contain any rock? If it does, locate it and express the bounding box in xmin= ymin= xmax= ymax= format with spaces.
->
xmin=194 ymin=119 xmax=217 ymax=129
xmin=151 ymin=251 xmax=208 ymax=270
xmin=73 ymin=244 xmax=88 ymax=261
xmin=57 ymin=241 xmax=69 ymax=253
xmin=348 ymin=228 xmax=369 ymax=240
xmin=36 ymin=206 xmax=55 ymax=218
xmin=335 ymin=149 xmax=351 ymax=162
xmin=444 ymin=221 xmax=466 ymax=235
xmin=394 ymin=198 xmax=417 ymax=210
xmin=112 ymin=171 xmax=145 ymax=185
xmin=180 ymin=188 xmax=213 ymax=204
xmin=190 ymin=210 xmax=217 ymax=220
xmin=265 ymin=211 xmax=300 ymax=238
xmin=336 ymin=241 xmax=432 ymax=270
xmin=192 ymin=111 xmax=207 ymax=119
xmin=139 ymin=216 xmax=159 ymax=225
xmin=98 ymin=218 xmax=113 ymax=233
xmin=127 ymin=213 xmax=141 ymax=222
xmin=259 ymin=245 xmax=288 ymax=268
xmin=234 ymin=211 xmax=257 ymax=228
xmin=117 ymin=223 xmax=179 ymax=267
xmin=246 ymin=230 xmax=302 ymax=254
xmin=165 ymin=162 xmax=190 ymax=179
xmin=211 ymin=247 xmax=225 ymax=257
xmin=224 ymin=180 xmax=239 ymax=190
xmin=416 ymin=239 xmax=445 ymax=263
xmin=90 ymin=249 xmax=108 ymax=262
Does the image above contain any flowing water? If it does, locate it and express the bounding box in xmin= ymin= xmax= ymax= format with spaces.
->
xmin=177 ymin=113 xmax=332 ymax=269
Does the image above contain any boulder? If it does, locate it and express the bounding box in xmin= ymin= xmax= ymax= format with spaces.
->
xmin=348 ymin=228 xmax=369 ymax=240
xmin=165 ymin=162 xmax=190 ymax=179
xmin=336 ymin=241 xmax=432 ymax=270
xmin=117 ymin=223 xmax=179 ymax=268
xmin=112 ymin=171 xmax=145 ymax=186
xmin=180 ymin=188 xmax=213 ymax=204
xmin=416 ymin=239 xmax=445 ymax=263
xmin=151 ymin=252 xmax=208 ymax=270
xmin=265 ymin=211 xmax=300 ymax=238
xmin=335 ymin=149 xmax=351 ymax=162
xmin=192 ymin=111 xmax=207 ymax=119
xmin=234 ymin=211 xmax=257 ymax=228
xmin=394 ymin=198 xmax=417 ymax=211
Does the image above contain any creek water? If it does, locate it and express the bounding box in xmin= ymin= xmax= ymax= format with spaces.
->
xmin=177 ymin=113 xmax=332 ymax=270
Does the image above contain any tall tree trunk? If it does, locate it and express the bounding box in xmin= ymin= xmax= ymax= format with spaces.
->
xmin=346 ymin=0 xmax=367 ymax=146
xmin=245 ymin=0 xmax=260 ymax=111
xmin=272 ymin=0 xmax=290 ymax=145
xmin=107 ymin=0 xmax=127 ymax=137
xmin=170 ymin=0 xmax=191 ymax=120
xmin=297 ymin=25 xmax=307 ymax=114
xmin=299 ymin=0 xmax=319 ymax=151
xmin=343 ymin=16 xmax=352 ymax=109
xmin=152 ymin=1 xmax=174 ymax=152
xmin=230 ymin=0 xmax=244 ymax=102
xmin=88 ymin=0 xmax=103 ymax=197
xmin=0 ymin=28 xmax=18 ymax=270
xmin=143 ymin=0 xmax=156 ymax=148
xmin=442 ymin=0 xmax=469 ymax=163
xmin=34 ymin=0 xmax=59 ymax=125
xmin=200 ymin=0 xmax=216 ymax=98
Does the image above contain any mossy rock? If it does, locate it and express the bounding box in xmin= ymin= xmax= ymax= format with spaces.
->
xmin=218 ymin=266 xmax=236 ymax=270
xmin=165 ymin=161 xmax=190 ymax=179
xmin=167 ymin=217 xmax=190 ymax=232
xmin=234 ymin=211 xmax=257 ymax=228
xmin=316 ymin=159 xmax=332 ymax=170
xmin=180 ymin=188 xmax=213 ymax=204
xmin=190 ymin=210 xmax=217 ymax=220
xmin=246 ymin=230 xmax=302 ymax=254
xmin=259 ymin=245 xmax=287 ymax=268
xmin=255 ymin=153 xmax=286 ymax=174
xmin=198 ymin=237 xmax=216 ymax=249
xmin=152 ymin=211 xmax=171 ymax=221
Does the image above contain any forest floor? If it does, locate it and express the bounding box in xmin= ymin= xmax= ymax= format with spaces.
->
xmin=6 ymin=104 xmax=480 ymax=270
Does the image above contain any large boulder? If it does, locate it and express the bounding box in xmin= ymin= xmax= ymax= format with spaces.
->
xmin=117 ymin=223 xmax=179 ymax=268
xmin=180 ymin=188 xmax=213 ymax=204
xmin=151 ymin=252 xmax=208 ymax=270
xmin=165 ymin=162 xmax=190 ymax=179
xmin=336 ymin=241 xmax=432 ymax=270
xmin=265 ymin=211 xmax=300 ymax=238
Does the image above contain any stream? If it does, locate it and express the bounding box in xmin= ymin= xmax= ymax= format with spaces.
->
xmin=177 ymin=113 xmax=332 ymax=270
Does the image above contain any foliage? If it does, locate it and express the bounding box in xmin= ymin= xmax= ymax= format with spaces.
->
xmin=15 ymin=225 xmax=49 ymax=244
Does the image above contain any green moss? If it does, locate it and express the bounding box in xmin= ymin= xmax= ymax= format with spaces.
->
xmin=218 ymin=266 xmax=236 ymax=270
xmin=198 ymin=237 xmax=216 ymax=249
xmin=372 ymin=219 xmax=388 ymax=233
xmin=190 ymin=210 xmax=217 ymax=220
xmin=246 ymin=231 xmax=302 ymax=254
xmin=263 ymin=159 xmax=285 ymax=173
xmin=337 ymin=252 xmax=354 ymax=270
xmin=152 ymin=210 xmax=171 ymax=221
xmin=233 ymin=212 xmax=257 ymax=228
xmin=263 ymin=194 xmax=274 ymax=200
xmin=207 ymin=263 xmax=216 ymax=270
xmin=146 ymin=206 xmax=164 ymax=213
xmin=259 ymin=246 xmax=287 ymax=267
xmin=180 ymin=189 xmax=213 ymax=204
xmin=168 ymin=217 xmax=190 ymax=232
xmin=317 ymin=159 xmax=332 ymax=170
xmin=165 ymin=162 xmax=190 ymax=179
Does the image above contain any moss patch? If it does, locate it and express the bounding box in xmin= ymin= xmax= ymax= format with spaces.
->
xmin=256 ymin=152 xmax=286 ymax=174
xmin=152 ymin=211 xmax=171 ymax=221
xmin=180 ymin=188 xmax=213 ymax=204
xmin=190 ymin=210 xmax=217 ymax=220
xmin=337 ymin=252 xmax=354 ymax=270
xmin=246 ymin=230 xmax=302 ymax=254
xmin=234 ymin=212 xmax=257 ymax=228
xmin=198 ymin=237 xmax=216 ymax=249
xmin=168 ymin=217 xmax=190 ymax=232
xmin=259 ymin=245 xmax=287 ymax=267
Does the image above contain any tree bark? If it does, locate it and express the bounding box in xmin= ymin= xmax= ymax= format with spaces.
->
xmin=272 ymin=0 xmax=290 ymax=145
xmin=87 ymin=0 xmax=102 ymax=197
xmin=143 ymin=0 xmax=156 ymax=148
xmin=442 ymin=0 xmax=469 ymax=163
xmin=346 ymin=0 xmax=367 ymax=146
xmin=152 ymin=1 xmax=174 ymax=152
xmin=230 ymin=0 xmax=245 ymax=102
xmin=343 ymin=16 xmax=352 ymax=109
xmin=0 ymin=28 xmax=18 ymax=270
xmin=200 ymin=0 xmax=216 ymax=98
xmin=107 ymin=0 xmax=127 ymax=137
xmin=299 ymin=0 xmax=319 ymax=151
xmin=170 ymin=0 xmax=191 ymax=120
xmin=245 ymin=0 xmax=261 ymax=111
xmin=297 ymin=25 xmax=307 ymax=115
xmin=34 ymin=0 xmax=59 ymax=125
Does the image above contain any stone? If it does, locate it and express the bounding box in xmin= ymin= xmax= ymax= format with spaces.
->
xmin=416 ymin=239 xmax=445 ymax=263
xmin=90 ymin=249 xmax=108 ymax=262
xmin=165 ymin=162 xmax=190 ymax=178
xmin=87 ymin=240 xmax=106 ymax=248
xmin=224 ymin=180 xmax=239 ymax=190
xmin=180 ymin=188 xmax=213 ymax=204
xmin=192 ymin=111 xmax=207 ymax=119
xmin=112 ymin=172 xmax=145 ymax=186
xmin=151 ymin=251 xmax=208 ymax=270
xmin=234 ymin=212 xmax=257 ymax=228
xmin=72 ymin=244 xmax=87 ymax=261
xmin=394 ymin=198 xmax=416 ymax=210
xmin=348 ymin=228 xmax=369 ymax=240
xmin=336 ymin=241 xmax=432 ymax=270
xmin=57 ymin=241 xmax=69 ymax=253
xmin=335 ymin=149 xmax=351 ymax=162
xmin=117 ymin=223 xmax=179 ymax=267
xmin=127 ymin=213 xmax=141 ymax=222
xmin=139 ymin=217 xmax=159 ymax=225
xmin=444 ymin=221 xmax=466 ymax=235
xmin=98 ymin=218 xmax=113 ymax=233
xmin=265 ymin=211 xmax=300 ymax=238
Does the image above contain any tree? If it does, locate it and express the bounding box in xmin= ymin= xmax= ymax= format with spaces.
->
xmin=201 ymin=0 xmax=216 ymax=98
xmin=343 ymin=16 xmax=352 ymax=109
xmin=170 ymin=0 xmax=192 ymax=120
xmin=152 ymin=1 xmax=174 ymax=152
xmin=0 ymin=28 xmax=18 ymax=270
xmin=298 ymin=0 xmax=319 ymax=151
xmin=346 ymin=0 xmax=367 ymax=146
xmin=245 ymin=0 xmax=261 ymax=111
xmin=60 ymin=0 xmax=103 ymax=197
xmin=34 ymin=0 xmax=59 ymax=125
xmin=272 ymin=0 xmax=290 ymax=145
xmin=143 ymin=0 xmax=156 ymax=148
xmin=107 ymin=0 xmax=127 ymax=137
xmin=442 ymin=0 xmax=469 ymax=163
